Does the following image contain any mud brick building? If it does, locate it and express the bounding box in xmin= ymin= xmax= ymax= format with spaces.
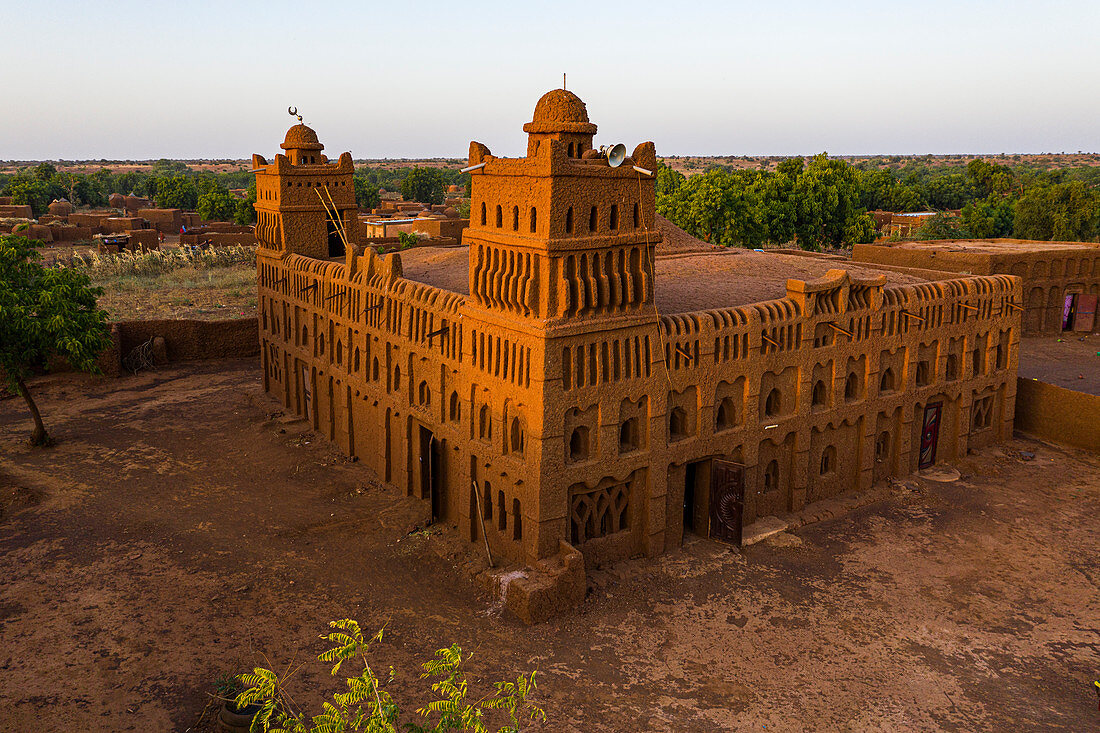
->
xmin=255 ymin=91 xmax=1022 ymax=618
xmin=853 ymin=239 xmax=1100 ymax=334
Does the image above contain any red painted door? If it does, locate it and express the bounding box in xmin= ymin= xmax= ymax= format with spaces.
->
xmin=919 ymin=403 xmax=942 ymax=469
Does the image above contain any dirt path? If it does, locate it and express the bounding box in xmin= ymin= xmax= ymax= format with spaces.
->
xmin=1 ymin=360 xmax=1098 ymax=731
xmin=1019 ymin=334 xmax=1100 ymax=396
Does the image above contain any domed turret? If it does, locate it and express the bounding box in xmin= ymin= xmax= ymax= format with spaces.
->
xmin=523 ymin=89 xmax=597 ymax=134
xmin=523 ymin=89 xmax=597 ymax=158
xmin=281 ymin=123 xmax=324 ymax=165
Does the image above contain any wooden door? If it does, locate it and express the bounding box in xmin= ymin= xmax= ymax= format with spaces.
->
xmin=709 ymin=459 xmax=744 ymax=546
xmin=1073 ymin=293 xmax=1097 ymax=332
xmin=919 ymin=402 xmax=942 ymax=469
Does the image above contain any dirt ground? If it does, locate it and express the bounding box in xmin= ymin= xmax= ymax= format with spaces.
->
xmin=1 ymin=359 xmax=1098 ymax=732
xmin=1018 ymin=334 xmax=1100 ymax=396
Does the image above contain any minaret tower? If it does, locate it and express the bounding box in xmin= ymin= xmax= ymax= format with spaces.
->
xmin=463 ymin=88 xmax=662 ymax=337
xmin=252 ymin=123 xmax=358 ymax=260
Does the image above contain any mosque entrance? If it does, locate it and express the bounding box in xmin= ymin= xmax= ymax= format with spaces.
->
xmin=327 ymin=217 xmax=345 ymax=258
xmin=709 ymin=459 xmax=744 ymax=546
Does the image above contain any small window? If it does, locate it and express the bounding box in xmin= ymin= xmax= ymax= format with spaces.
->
xmin=875 ymin=431 xmax=890 ymax=461
xmin=609 ymin=204 xmax=618 ymax=231
xmin=372 ymin=358 xmax=379 ymax=381
xmin=336 ymin=340 xmax=343 ymax=365
xmin=633 ymin=202 xmax=640 ymax=229
xmin=449 ymin=391 xmax=460 ymax=421
xmin=569 ymin=426 xmax=589 ymax=461
xmin=483 ymin=481 xmax=492 ymax=520
xmin=354 ymin=347 xmax=360 ymax=373
xmin=318 ymin=332 xmax=325 ymax=355
xmin=916 ymin=361 xmax=930 ymax=387
xmin=669 ymin=407 xmax=688 ymax=440
xmin=479 ymin=405 xmax=491 ymax=440
xmin=973 ymin=395 xmax=994 ymax=430
xmin=530 ymin=206 xmax=537 ymax=234
xmin=879 ymin=368 xmax=895 ymax=393
xmin=589 ymin=206 xmax=597 ymax=233
xmin=716 ymin=397 xmax=738 ymax=430
xmin=844 ymin=373 xmax=859 ymax=401
xmin=480 ymin=202 xmax=486 ymax=226
xmin=764 ymin=388 xmax=782 ymax=417
xmin=995 ymin=344 xmax=1005 ymax=370
xmin=619 ymin=418 xmax=638 ymax=453
xmin=497 ymin=490 xmax=506 ymax=531
xmin=418 ymin=381 xmax=431 ymax=406
xmin=512 ymin=205 xmax=519 ymax=231
xmin=512 ymin=498 xmax=522 ymax=541
xmin=393 ymin=366 xmax=401 ymax=391
xmin=812 ymin=380 xmax=827 ymax=408
xmin=971 ymin=348 xmax=983 ymax=376
xmin=510 ymin=417 xmax=524 ymax=455
xmin=565 ymin=206 xmax=573 ymax=234
xmin=820 ymin=446 xmax=836 ymax=475
xmin=495 ymin=205 xmax=502 ymax=228
xmin=946 ymin=354 xmax=959 ymax=381
xmin=764 ymin=460 xmax=779 ymax=493
xmin=567 ymin=142 xmax=575 ymax=157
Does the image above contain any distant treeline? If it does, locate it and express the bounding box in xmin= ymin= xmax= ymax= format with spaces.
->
xmin=0 ymin=160 xmax=471 ymax=224
xmin=656 ymin=155 xmax=1100 ymax=250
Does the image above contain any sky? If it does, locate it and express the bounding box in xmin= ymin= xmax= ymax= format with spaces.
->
xmin=2 ymin=0 xmax=1098 ymax=160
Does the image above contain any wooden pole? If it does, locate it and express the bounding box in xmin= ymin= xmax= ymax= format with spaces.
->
xmin=471 ymin=481 xmax=494 ymax=569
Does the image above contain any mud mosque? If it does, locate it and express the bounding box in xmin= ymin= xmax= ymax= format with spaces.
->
xmin=253 ymin=89 xmax=1022 ymax=620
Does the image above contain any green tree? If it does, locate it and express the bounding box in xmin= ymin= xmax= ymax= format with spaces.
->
xmin=654 ymin=163 xmax=685 ymax=198
xmin=235 ymin=619 xmax=545 ymax=733
xmin=0 ymin=235 xmax=112 ymax=445
xmin=196 ymin=187 xmax=238 ymax=222
xmin=1013 ymin=181 xmax=1100 ymax=241
xmin=354 ymin=174 xmax=382 ymax=210
xmin=401 ymin=167 xmax=445 ymax=205
xmin=960 ymin=195 xmax=1015 ymax=238
xmin=235 ymin=179 xmax=257 ymax=226
xmin=154 ymin=174 xmax=199 ymax=209
xmin=7 ymin=178 xmax=52 ymax=217
xmin=791 ymin=154 xmax=874 ymax=250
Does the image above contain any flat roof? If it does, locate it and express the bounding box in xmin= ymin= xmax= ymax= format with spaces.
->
xmin=398 ymin=219 xmax=931 ymax=314
xmin=867 ymin=239 xmax=1100 ymax=255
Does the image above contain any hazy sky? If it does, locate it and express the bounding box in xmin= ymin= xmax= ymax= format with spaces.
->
xmin=3 ymin=0 xmax=1098 ymax=160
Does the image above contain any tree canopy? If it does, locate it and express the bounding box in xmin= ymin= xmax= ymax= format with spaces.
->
xmin=0 ymin=235 xmax=112 ymax=445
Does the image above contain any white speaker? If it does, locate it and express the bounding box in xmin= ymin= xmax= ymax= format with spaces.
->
xmin=604 ymin=143 xmax=627 ymax=168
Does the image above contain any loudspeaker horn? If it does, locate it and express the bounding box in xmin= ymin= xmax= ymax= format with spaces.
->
xmin=603 ymin=143 xmax=627 ymax=168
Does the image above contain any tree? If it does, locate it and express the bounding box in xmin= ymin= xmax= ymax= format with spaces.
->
xmin=960 ymin=195 xmax=1015 ymax=239
xmin=354 ymin=174 xmax=381 ymax=210
xmin=235 ymin=180 xmax=257 ymax=226
xmin=1013 ymin=181 xmax=1100 ymax=241
xmin=0 ymin=235 xmax=111 ymax=445
xmin=197 ymin=187 xmax=238 ymax=222
xmin=234 ymin=619 xmax=545 ymax=733
xmin=401 ymin=167 xmax=444 ymax=205
xmin=154 ymin=174 xmax=199 ymax=210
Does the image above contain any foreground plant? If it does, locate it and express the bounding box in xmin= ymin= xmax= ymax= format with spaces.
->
xmin=0 ymin=234 xmax=112 ymax=445
xmin=236 ymin=619 xmax=545 ymax=733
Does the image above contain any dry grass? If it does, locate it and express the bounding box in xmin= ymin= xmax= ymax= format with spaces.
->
xmin=61 ymin=246 xmax=257 ymax=321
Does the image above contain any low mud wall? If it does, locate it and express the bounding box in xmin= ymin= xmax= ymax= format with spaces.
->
xmin=115 ymin=318 xmax=259 ymax=363
xmin=1014 ymin=377 xmax=1100 ymax=451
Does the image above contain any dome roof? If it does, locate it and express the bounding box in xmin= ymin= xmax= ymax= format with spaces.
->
xmin=281 ymin=123 xmax=324 ymax=151
xmin=523 ymin=89 xmax=597 ymax=135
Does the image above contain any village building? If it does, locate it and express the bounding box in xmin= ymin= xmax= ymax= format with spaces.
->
xmin=853 ymin=239 xmax=1100 ymax=334
xmin=254 ymin=90 xmax=1023 ymax=621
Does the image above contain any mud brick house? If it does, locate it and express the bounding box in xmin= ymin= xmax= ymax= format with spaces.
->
xmin=255 ymin=91 xmax=1022 ymax=619
xmin=853 ymin=239 xmax=1100 ymax=334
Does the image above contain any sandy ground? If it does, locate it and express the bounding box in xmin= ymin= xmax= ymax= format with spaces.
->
xmin=1018 ymin=334 xmax=1100 ymax=396
xmin=1 ymin=359 xmax=1098 ymax=732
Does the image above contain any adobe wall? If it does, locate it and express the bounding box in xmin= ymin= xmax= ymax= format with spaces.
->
xmin=0 ymin=204 xmax=34 ymax=218
xmin=116 ymin=318 xmax=260 ymax=361
xmin=137 ymin=208 xmax=182 ymax=234
xmin=853 ymin=241 xmax=1100 ymax=334
xmin=1014 ymin=378 xmax=1100 ymax=451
